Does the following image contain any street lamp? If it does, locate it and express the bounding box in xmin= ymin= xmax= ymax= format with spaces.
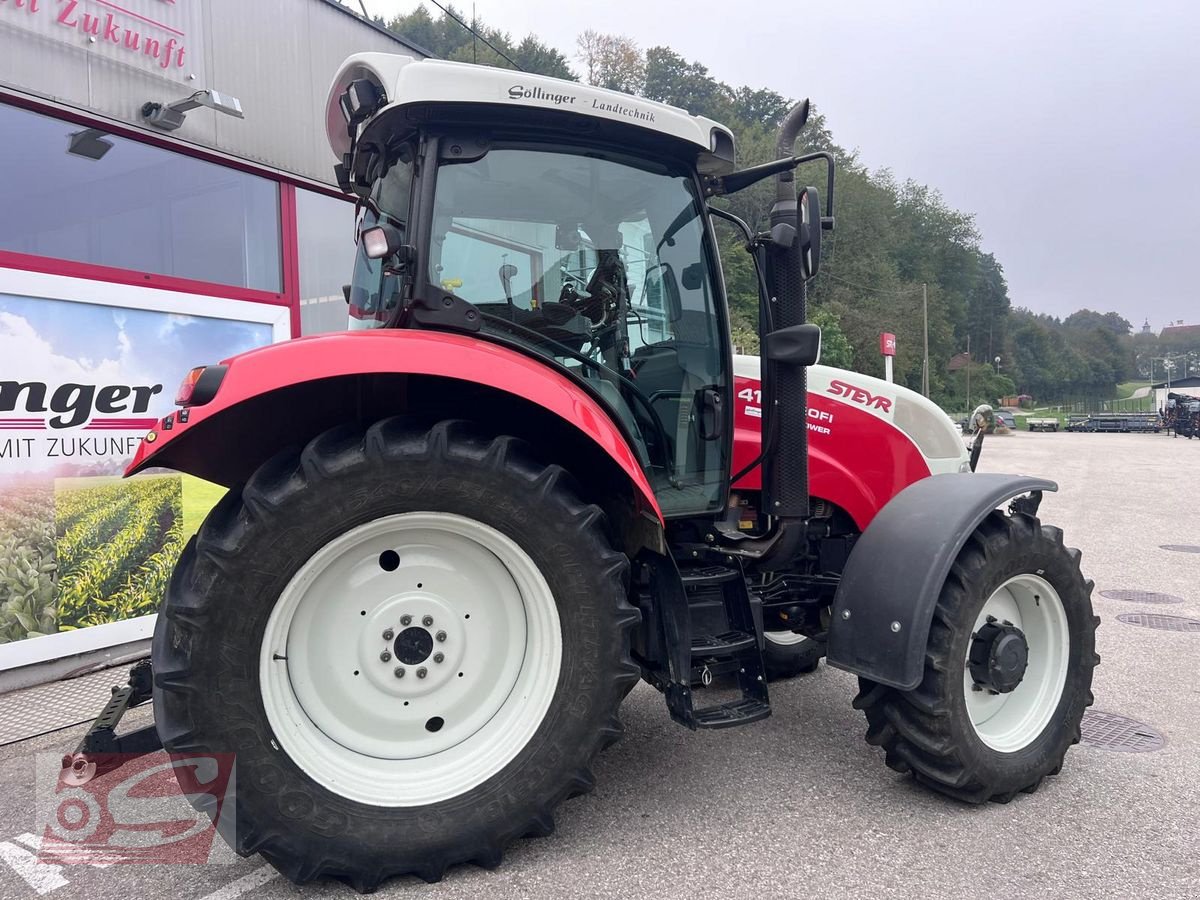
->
xmin=994 ymin=355 xmax=1001 ymax=376
xmin=1151 ymin=356 xmax=1176 ymax=392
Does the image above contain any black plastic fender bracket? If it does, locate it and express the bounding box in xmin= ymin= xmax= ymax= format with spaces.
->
xmin=826 ymin=473 xmax=1057 ymax=691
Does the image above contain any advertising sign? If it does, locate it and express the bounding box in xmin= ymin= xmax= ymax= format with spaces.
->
xmin=0 ymin=0 xmax=204 ymax=85
xmin=0 ymin=270 xmax=287 ymax=669
xmin=880 ymin=332 xmax=897 ymax=356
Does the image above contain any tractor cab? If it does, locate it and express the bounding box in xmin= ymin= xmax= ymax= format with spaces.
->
xmin=333 ymin=55 xmax=740 ymax=517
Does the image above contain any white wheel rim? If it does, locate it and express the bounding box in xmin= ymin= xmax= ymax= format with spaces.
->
xmin=259 ymin=512 xmax=562 ymax=807
xmin=964 ymin=573 xmax=1069 ymax=753
xmin=764 ymin=630 xmax=810 ymax=647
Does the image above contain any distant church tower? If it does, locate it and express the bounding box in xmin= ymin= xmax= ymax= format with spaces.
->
xmin=1141 ymin=318 xmax=1152 ymax=334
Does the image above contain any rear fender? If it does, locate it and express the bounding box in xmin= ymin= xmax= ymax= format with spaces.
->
xmin=826 ymin=473 xmax=1056 ymax=690
xmin=126 ymin=329 xmax=663 ymax=530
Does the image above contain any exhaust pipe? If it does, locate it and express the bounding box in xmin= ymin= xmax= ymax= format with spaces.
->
xmin=761 ymin=100 xmax=812 ymax=528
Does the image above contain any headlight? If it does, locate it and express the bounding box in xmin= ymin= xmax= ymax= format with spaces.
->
xmin=892 ymin=395 xmax=967 ymax=461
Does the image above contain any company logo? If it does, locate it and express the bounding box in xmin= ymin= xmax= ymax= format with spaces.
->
xmin=827 ymin=379 xmax=893 ymax=413
xmin=508 ymin=85 xmax=578 ymax=106
xmin=36 ymin=752 xmax=235 ymax=865
xmin=0 ymin=380 xmax=162 ymax=430
xmin=589 ymin=98 xmax=656 ymax=123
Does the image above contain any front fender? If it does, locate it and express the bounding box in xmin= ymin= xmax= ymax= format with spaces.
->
xmin=826 ymin=473 xmax=1056 ymax=690
xmin=126 ymin=330 xmax=663 ymax=522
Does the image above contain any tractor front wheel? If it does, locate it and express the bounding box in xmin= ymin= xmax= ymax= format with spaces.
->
xmin=853 ymin=511 xmax=1098 ymax=803
xmin=152 ymin=419 xmax=639 ymax=890
xmin=762 ymin=631 xmax=825 ymax=679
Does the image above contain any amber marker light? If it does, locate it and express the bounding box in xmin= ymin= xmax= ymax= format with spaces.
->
xmin=175 ymin=366 xmax=207 ymax=406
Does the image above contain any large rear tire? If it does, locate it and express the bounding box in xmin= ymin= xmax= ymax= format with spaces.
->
xmin=152 ymin=419 xmax=639 ymax=890
xmin=852 ymin=511 xmax=1098 ymax=803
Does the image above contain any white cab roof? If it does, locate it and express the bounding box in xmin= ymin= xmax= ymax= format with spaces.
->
xmin=327 ymin=53 xmax=735 ymax=169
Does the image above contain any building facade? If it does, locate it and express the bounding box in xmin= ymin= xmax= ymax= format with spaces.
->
xmin=0 ymin=0 xmax=425 ymax=680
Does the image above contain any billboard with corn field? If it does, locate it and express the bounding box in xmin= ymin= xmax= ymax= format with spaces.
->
xmin=0 ymin=288 xmax=276 ymax=656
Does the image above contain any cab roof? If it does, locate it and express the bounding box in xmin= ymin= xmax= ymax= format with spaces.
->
xmin=326 ymin=53 xmax=737 ymax=175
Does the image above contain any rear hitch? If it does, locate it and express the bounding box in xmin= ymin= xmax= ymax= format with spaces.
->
xmin=60 ymin=659 xmax=162 ymax=786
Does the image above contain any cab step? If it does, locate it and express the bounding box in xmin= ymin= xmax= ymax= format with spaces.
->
xmin=692 ymin=630 xmax=756 ymax=657
xmin=655 ymin=562 xmax=771 ymax=731
xmin=692 ymin=697 xmax=772 ymax=729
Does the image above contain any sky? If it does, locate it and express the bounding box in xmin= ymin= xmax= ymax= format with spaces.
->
xmin=358 ymin=0 xmax=1199 ymax=329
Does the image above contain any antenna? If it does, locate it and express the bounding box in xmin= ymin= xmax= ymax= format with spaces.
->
xmin=426 ymin=0 xmax=524 ymax=71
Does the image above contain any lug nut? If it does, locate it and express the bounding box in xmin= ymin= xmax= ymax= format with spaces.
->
xmin=380 ymin=650 xmax=392 ymax=662
xmin=422 ymin=615 xmax=434 ymax=627
xmin=400 ymin=615 xmax=412 ymax=626
xmin=382 ymin=628 xmax=394 ymax=641
xmin=435 ymin=630 xmax=447 ymax=642
xmin=433 ymin=652 xmax=444 ymax=664
xmin=394 ymin=667 xmax=405 ymax=678
xmin=416 ymin=667 xmax=428 ymax=679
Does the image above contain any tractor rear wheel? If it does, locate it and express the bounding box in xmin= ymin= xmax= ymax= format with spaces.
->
xmin=853 ymin=511 xmax=1098 ymax=803
xmin=152 ymin=419 xmax=639 ymax=890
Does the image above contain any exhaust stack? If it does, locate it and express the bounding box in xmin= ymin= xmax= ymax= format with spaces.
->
xmin=761 ymin=100 xmax=813 ymax=524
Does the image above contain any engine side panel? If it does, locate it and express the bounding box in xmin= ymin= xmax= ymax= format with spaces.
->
xmin=732 ymin=360 xmax=932 ymax=529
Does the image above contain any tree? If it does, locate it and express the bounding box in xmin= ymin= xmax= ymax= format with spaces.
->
xmin=811 ymin=306 xmax=854 ymax=369
xmin=386 ymin=4 xmax=576 ymax=79
xmin=642 ymin=47 xmax=732 ymax=121
xmin=512 ymin=35 xmax=575 ymax=80
xmin=576 ymin=30 xmax=644 ymax=93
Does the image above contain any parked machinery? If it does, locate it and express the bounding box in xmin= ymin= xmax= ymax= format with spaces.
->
xmin=67 ymin=54 xmax=1098 ymax=890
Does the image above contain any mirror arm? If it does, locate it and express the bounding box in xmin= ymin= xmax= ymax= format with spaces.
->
xmin=705 ymin=151 xmax=836 ymax=232
xmin=705 ymin=156 xmax=799 ymax=197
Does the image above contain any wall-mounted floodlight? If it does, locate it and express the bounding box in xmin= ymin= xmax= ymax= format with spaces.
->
xmin=67 ymin=128 xmax=114 ymax=160
xmin=141 ymin=89 xmax=244 ymax=132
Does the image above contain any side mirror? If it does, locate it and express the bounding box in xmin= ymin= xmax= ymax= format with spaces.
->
xmin=798 ymin=186 xmax=822 ymax=279
xmin=971 ymin=404 xmax=994 ymax=433
xmin=764 ymin=323 xmax=822 ymax=367
xmin=499 ymin=263 xmax=518 ymax=304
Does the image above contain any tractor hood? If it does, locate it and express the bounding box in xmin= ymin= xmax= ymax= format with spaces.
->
xmin=734 ymin=356 xmax=968 ymax=472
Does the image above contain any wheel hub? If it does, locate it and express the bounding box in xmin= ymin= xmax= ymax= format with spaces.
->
xmin=394 ymin=626 xmax=434 ymax=665
xmin=969 ymin=620 xmax=1029 ymax=694
xmin=359 ymin=595 xmax=467 ymax=700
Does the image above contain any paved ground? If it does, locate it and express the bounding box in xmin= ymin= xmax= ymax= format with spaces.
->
xmin=1 ymin=431 xmax=1197 ymax=899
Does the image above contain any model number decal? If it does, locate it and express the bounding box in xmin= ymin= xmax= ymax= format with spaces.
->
xmin=739 ymin=389 xmax=835 ymax=430
xmin=827 ymin=379 xmax=893 ymax=413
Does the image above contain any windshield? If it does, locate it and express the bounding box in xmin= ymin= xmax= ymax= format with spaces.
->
xmin=429 ymin=145 xmax=729 ymax=516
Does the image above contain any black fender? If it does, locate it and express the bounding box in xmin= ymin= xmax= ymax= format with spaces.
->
xmin=826 ymin=473 xmax=1056 ymax=690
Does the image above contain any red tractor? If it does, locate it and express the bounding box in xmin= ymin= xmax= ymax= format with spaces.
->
xmin=98 ymin=54 xmax=1097 ymax=889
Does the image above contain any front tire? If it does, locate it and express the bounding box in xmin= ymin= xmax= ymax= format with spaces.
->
xmin=152 ymin=419 xmax=639 ymax=889
xmin=762 ymin=631 xmax=825 ymax=679
xmin=853 ymin=511 xmax=1098 ymax=803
